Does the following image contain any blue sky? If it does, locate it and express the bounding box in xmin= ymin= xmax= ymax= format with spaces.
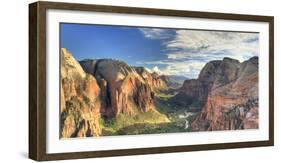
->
xmin=60 ymin=23 xmax=259 ymax=78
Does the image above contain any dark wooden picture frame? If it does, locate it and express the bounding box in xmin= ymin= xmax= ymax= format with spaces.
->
xmin=29 ymin=1 xmax=274 ymax=161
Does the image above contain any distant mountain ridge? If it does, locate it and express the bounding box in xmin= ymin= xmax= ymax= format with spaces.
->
xmin=160 ymin=75 xmax=188 ymax=88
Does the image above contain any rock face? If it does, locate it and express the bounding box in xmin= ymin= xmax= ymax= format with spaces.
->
xmin=79 ymin=59 xmax=157 ymax=118
xmin=60 ymin=48 xmax=102 ymax=138
xmin=191 ymin=57 xmax=259 ymax=131
xmin=134 ymin=67 xmax=167 ymax=89
xmin=173 ymin=58 xmax=246 ymax=112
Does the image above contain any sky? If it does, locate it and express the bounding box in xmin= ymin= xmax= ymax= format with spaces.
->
xmin=60 ymin=23 xmax=259 ymax=79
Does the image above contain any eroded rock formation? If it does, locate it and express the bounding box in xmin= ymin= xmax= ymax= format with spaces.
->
xmin=134 ymin=67 xmax=167 ymax=89
xmin=79 ymin=59 xmax=157 ymax=118
xmin=191 ymin=57 xmax=259 ymax=131
xmin=60 ymin=48 xmax=102 ymax=138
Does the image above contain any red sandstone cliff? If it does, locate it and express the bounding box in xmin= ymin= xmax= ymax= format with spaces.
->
xmin=191 ymin=57 xmax=259 ymax=131
xmin=79 ymin=59 xmax=160 ymax=118
xmin=60 ymin=48 xmax=102 ymax=138
xmin=134 ymin=67 xmax=167 ymax=90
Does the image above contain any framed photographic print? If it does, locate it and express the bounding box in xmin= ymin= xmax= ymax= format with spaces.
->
xmin=29 ymin=1 xmax=274 ymax=161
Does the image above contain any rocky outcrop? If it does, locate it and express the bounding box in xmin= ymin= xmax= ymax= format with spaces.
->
xmin=60 ymin=48 xmax=102 ymax=138
xmin=199 ymin=57 xmax=240 ymax=89
xmin=172 ymin=57 xmax=243 ymax=112
xmin=191 ymin=57 xmax=259 ymax=131
xmin=151 ymin=72 xmax=167 ymax=89
xmin=79 ymin=59 xmax=156 ymax=118
xmin=134 ymin=67 xmax=167 ymax=89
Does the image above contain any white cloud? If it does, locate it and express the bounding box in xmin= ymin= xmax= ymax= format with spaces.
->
xmin=166 ymin=30 xmax=259 ymax=62
xmin=140 ymin=60 xmax=206 ymax=78
xmin=145 ymin=66 xmax=164 ymax=75
xmin=139 ymin=28 xmax=172 ymax=39
xmin=138 ymin=28 xmax=259 ymax=78
xmin=163 ymin=61 xmax=205 ymax=78
xmin=152 ymin=66 xmax=162 ymax=74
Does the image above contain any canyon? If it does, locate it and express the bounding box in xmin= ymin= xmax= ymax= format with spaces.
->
xmin=60 ymin=48 xmax=259 ymax=138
